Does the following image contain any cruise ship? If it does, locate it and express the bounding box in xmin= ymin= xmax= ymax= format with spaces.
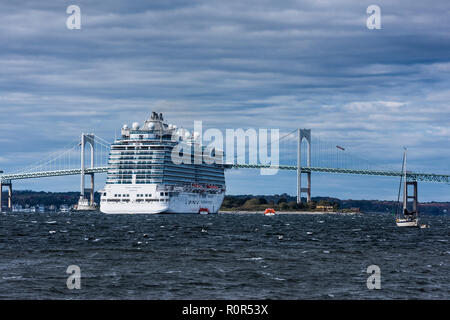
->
xmin=100 ymin=112 xmax=227 ymax=214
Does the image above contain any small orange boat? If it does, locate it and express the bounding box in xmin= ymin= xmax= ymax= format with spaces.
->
xmin=264 ymin=208 xmax=276 ymax=216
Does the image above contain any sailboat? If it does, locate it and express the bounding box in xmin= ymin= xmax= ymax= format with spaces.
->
xmin=395 ymin=149 xmax=419 ymax=227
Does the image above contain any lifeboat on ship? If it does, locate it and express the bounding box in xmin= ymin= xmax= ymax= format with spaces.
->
xmin=199 ymin=208 xmax=209 ymax=215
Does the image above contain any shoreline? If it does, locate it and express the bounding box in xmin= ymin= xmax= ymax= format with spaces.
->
xmin=219 ymin=210 xmax=359 ymax=215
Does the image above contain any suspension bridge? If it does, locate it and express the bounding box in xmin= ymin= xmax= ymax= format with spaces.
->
xmin=0 ymin=129 xmax=449 ymax=211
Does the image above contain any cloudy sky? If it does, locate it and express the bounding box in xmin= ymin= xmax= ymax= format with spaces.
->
xmin=0 ymin=0 xmax=449 ymax=201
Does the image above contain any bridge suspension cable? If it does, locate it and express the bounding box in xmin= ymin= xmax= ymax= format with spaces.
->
xmin=1 ymin=131 xmax=448 ymax=185
xmin=4 ymin=134 xmax=111 ymax=179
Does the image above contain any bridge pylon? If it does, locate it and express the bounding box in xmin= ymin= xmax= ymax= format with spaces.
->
xmin=0 ymin=179 xmax=12 ymax=212
xmin=297 ymin=129 xmax=311 ymax=204
xmin=76 ymin=133 xmax=97 ymax=211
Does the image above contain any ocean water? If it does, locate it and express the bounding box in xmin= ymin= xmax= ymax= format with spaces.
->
xmin=0 ymin=211 xmax=448 ymax=299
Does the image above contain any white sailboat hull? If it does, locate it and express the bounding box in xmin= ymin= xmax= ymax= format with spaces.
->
xmin=396 ymin=218 xmax=419 ymax=227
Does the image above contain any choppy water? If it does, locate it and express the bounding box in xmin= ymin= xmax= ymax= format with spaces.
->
xmin=0 ymin=212 xmax=448 ymax=299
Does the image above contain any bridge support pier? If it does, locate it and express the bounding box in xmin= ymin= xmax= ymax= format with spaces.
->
xmin=297 ymin=129 xmax=311 ymax=205
xmin=8 ymin=183 xmax=12 ymax=210
xmin=89 ymin=172 xmax=94 ymax=206
xmin=0 ymin=180 xmax=12 ymax=212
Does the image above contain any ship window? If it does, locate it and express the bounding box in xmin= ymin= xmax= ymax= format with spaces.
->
xmin=160 ymin=199 xmax=164 ymax=202
xmin=160 ymin=192 xmax=164 ymax=196
xmin=103 ymin=193 xmax=106 ymax=196
xmin=165 ymin=192 xmax=168 ymax=196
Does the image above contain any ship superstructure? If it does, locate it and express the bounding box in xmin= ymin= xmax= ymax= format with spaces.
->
xmin=100 ymin=112 xmax=226 ymax=214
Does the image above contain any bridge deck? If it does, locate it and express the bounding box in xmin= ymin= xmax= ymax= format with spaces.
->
xmin=231 ymin=164 xmax=450 ymax=183
xmin=1 ymin=165 xmax=449 ymax=183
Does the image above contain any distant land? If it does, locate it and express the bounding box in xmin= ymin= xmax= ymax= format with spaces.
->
xmin=221 ymin=194 xmax=449 ymax=215
xmin=2 ymin=190 xmax=449 ymax=215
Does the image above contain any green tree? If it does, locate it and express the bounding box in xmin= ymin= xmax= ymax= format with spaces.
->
xmin=317 ymin=200 xmax=331 ymax=206
xmin=243 ymin=198 xmax=260 ymax=209
xmin=288 ymin=201 xmax=298 ymax=210
xmin=306 ymin=201 xmax=317 ymax=210
xmin=258 ymin=197 xmax=268 ymax=205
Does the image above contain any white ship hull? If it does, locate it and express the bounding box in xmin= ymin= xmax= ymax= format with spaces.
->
xmin=100 ymin=184 xmax=224 ymax=214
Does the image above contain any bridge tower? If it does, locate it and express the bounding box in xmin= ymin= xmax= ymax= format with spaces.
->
xmin=0 ymin=170 xmax=2 ymax=212
xmin=404 ymin=180 xmax=418 ymax=215
xmin=76 ymin=133 xmax=96 ymax=210
xmin=297 ymin=129 xmax=311 ymax=204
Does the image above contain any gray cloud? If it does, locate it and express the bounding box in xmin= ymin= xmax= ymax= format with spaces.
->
xmin=0 ymin=0 xmax=449 ymax=199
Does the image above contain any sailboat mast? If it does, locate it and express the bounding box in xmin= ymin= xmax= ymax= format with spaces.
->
xmin=403 ymin=149 xmax=407 ymax=211
xmin=395 ymin=150 xmax=405 ymax=218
